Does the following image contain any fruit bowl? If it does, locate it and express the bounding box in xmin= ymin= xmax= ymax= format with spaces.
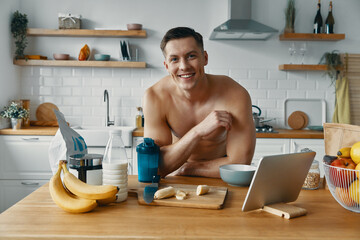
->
xmin=323 ymin=162 xmax=360 ymax=213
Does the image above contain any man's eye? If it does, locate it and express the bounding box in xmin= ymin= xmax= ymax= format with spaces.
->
xmin=188 ymin=54 xmax=196 ymax=59
xmin=170 ymin=58 xmax=177 ymax=62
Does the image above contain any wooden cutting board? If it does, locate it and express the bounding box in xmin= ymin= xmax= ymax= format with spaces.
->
xmin=36 ymin=103 xmax=59 ymax=121
xmin=128 ymin=183 xmax=228 ymax=209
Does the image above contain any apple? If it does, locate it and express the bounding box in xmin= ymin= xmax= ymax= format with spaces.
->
xmin=329 ymin=158 xmax=357 ymax=188
xmin=335 ymin=187 xmax=357 ymax=207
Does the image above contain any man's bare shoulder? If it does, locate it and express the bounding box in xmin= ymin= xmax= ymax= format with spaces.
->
xmin=208 ymin=74 xmax=249 ymax=97
xmin=144 ymin=75 xmax=173 ymax=102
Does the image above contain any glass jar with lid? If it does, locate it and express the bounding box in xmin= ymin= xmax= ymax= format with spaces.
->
xmin=302 ymin=160 xmax=321 ymax=190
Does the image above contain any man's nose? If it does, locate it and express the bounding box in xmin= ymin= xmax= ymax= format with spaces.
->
xmin=179 ymin=58 xmax=189 ymax=70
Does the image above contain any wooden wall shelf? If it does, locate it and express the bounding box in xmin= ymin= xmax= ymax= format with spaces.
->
xmin=13 ymin=59 xmax=146 ymax=68
xmin=279 ymin=64 xmax=329 ymax=71
xmin=27 ymin=28 xmax=147 ymax=38
xmin=279 ymin=33 xmax=345 ymax=41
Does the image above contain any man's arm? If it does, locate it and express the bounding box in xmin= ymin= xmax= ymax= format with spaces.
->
xmin=143 ymin=88 xmax=232 ymax=178
xmin=172 ymin=86 xmax=256 ymax=178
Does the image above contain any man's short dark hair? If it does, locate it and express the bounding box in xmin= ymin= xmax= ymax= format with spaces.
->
xmin=160 ymin=27 xmax=204 ymax=54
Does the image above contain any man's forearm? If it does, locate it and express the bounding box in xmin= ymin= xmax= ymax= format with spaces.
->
xmin=176 ymin=157 xmax=230 ymax=178
xmin=159 ymin=128 xmax=202 ymax=177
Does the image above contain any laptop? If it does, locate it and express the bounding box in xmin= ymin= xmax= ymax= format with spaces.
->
xmin=242 ymin=151 xmax=316 ymax=212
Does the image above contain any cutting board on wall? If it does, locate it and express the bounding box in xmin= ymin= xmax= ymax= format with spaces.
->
xmin=129 ymin=183 xmax=228 ymax=209
xmin=35 ymin=103 xmax=59 ymax=121
xmin=284 ymin=99 xmax=326 ymax=127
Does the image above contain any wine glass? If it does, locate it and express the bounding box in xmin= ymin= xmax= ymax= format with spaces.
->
xmin=299 ymin=42 xmax=307 ymax=64
xmin=288 ymin=42 xmax=296 ymax=64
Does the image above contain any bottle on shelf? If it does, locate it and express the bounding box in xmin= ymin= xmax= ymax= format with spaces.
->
xmin=102 ymin=129 xmax=129 ymax=202
xmin=136 ymin=107 xmax=144 ymax=128
xmin=313 ymin=0 xmax=323 ymax=34
xmin=325 ymin=1 xmax=335 ymax=34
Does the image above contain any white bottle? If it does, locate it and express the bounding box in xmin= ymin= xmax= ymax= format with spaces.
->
xmin=102 ymin=129 xmax=129 ymax=202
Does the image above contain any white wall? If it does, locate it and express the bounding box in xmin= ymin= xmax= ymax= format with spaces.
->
xmin=2 ymin=0 xmax=359 ymax=128
xmin=0 ymin=0 xmax=21 ymax=128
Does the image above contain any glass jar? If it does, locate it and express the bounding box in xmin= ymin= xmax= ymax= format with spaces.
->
xmin=102 ymin=129 xmax=129 ymax=202
xmin=302 ymin=160 xmax=321 ymax=190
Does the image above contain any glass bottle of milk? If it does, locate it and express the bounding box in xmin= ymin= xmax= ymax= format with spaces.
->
xmin=102 ymin=129 xmax=129 ymax=202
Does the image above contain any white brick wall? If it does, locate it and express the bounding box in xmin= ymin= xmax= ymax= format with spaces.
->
xmin=20 ymin=66 xmax=335 ymax=128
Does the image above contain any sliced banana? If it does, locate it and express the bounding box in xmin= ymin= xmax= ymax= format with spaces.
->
xmin=175 ymin=190 xmax=187 ymax=200
xmin=196 ymin=185 xmax=210 ymax=196
xmin=154 ymin=186 xmax=176 ymax=200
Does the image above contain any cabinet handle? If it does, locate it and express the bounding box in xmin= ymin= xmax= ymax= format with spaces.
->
xmin=21 ymin=182 xmax=40 ymax=186
xmin=21 ymin=137 xmax=40 ymax=141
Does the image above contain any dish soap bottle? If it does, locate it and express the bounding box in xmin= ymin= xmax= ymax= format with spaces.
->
xmin=136 ymin=107 xmax=143 ymax=128
xmin=102 ymin=129 xmax=129 ymax=202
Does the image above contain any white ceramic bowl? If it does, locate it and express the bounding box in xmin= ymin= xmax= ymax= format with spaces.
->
xmin=53 ymin=53 xmax=70 ymax=60
xmin=127 ymin=23 xmax=142 ymax=30
xmin=219 ymin=164 xmax=257 ymax=187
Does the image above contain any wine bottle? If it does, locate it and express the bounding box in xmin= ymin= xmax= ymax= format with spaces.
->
xmin=325 ymin=1 xmax=335 ymax=34
xmin=313 ymin=0 xmax=323 ymax=34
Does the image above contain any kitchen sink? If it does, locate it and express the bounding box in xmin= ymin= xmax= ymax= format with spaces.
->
xmin=71 ymin=126 xmax=135 ymax=147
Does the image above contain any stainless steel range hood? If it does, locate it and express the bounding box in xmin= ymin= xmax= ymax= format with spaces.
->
xmin=210 ymin=0 xmax=278 ymax=40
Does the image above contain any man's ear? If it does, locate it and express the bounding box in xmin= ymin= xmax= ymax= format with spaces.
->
xmin=164 ymin=60 xmax=169 ymax=71
xmin=204 ymin=51 xmax=208 ymax=66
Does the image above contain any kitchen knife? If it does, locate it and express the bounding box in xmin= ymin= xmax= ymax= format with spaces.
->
xmin=143 ymin=175 xmax=160 ymax=204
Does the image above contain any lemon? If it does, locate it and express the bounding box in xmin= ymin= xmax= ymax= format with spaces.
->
xmin=349 ymin=179 xmax=360 ymax=204
xmin=356 ymin=163 xmax=360 ymax=179
xmin=350 ymin=141 xmax=360 ymax=165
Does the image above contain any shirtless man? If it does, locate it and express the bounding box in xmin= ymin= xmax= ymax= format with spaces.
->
xmin=143 ymin=27 xmax=255 ymax=178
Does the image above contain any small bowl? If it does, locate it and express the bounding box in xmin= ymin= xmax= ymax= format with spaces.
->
xmin=219 ymin=164 xmax=257 ymax=187
xmin=127 ymin=23 xmax=142 ymax=30
xmin=94 ymin=54 xmax=110 ymax=61
xmin=53 ymin=53 xmax=69 ymax=60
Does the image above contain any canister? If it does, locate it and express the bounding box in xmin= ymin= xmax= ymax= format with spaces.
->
xmin=69 ymin=153 xmax=103 ymax=185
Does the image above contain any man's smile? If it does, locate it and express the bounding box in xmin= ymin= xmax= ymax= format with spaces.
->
xmin=178 ymin=73 xmax=195 ymax=79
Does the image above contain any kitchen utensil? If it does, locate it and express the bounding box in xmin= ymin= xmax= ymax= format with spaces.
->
xmin=252 ymin=105 xmax=275 ymax=127
xmin=69 ymin=153 xmax=103 ymax=185
xmin=129 ymin=183 xmax=228 ymax=209
xmin=143 ymin=182 xmax=159 ymax=204
xmin=284 ymin=99 xmax=326 ymax=128
xmin=323 ymin=162 xmax=360 ymax=213
xmin=53 ymin=53 xmax=70 ymax=60
xmin=136 ymin=138 xmax=160 ymax=183
xmin=127 ymin=23 xmax=142 ymax=30
xmin=219 ymin=164 xmax=257 ymax=186
xmin=36 ymin=103 xmax=59 ymax=121
xmin=288 ymin=111 xmax=308 ymax=130
xmin=94 ymin=54 xmax=110 ymax=61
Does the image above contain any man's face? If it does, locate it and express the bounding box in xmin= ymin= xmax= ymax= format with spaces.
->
xmin=163 ymin=37 xmax=208 ymax=91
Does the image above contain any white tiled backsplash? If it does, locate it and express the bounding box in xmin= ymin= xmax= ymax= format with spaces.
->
xmin=20 ymin=66 xmax=335 ymax=128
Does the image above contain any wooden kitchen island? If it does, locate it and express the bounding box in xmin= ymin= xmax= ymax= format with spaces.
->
xmin=0 ymin=175 xmax=359 ymax=239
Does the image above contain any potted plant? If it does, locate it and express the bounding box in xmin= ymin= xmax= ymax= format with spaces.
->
xmin=11 ymin=11 xmax=28 ymax=59
xmin=284 ymin=0 xmax=296 ymax=33
xmin=319 ymin=50 xmax=343 ymax=83
xmin=0 ymin=102 xmax=29 ymax=130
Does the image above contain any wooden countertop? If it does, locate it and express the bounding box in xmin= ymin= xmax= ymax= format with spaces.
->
xmin=0 ymin=126 xmax=58 ymax=135
xmin=0 ymin=176 xmax=358 ymax=239
xmin=134 ymin=128 xmax=324 ymax=139
xmin=0 ymin=126 xmax=324 ymax=139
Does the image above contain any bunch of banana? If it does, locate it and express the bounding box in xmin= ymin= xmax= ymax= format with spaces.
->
xmin=49 ymin=161 xmax=119 ymax=213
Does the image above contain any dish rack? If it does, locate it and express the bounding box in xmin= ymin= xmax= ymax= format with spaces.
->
xmin=323 ymin=162 xmax=360 ymax=213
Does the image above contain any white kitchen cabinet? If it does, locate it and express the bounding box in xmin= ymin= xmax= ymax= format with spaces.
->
xmin=132 ymin=137 xmax=144 ymax=176
xmin=252 ymin=138 xmax=290 ymax=165
xmin=0 ymin=135 xmax=53 ymax=213
xmin=0 ymin=179 xmax=48 ymax=213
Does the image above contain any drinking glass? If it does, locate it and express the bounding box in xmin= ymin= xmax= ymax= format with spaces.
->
xmin=299 ymin=42 xmax=307 ymax=64
xmin=288 ymin=42 xmax=296 ymax=64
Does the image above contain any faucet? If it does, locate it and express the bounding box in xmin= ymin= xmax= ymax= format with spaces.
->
xmin=103 ymin=89 xmax=114 ymax=127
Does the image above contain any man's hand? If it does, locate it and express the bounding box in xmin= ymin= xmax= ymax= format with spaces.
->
xmin=194 ymin=110 xmax=232 ymax=139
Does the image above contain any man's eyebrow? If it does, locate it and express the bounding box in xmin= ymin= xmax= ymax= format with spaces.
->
xmin=168 ymin=50 xmax=198 ymax=58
